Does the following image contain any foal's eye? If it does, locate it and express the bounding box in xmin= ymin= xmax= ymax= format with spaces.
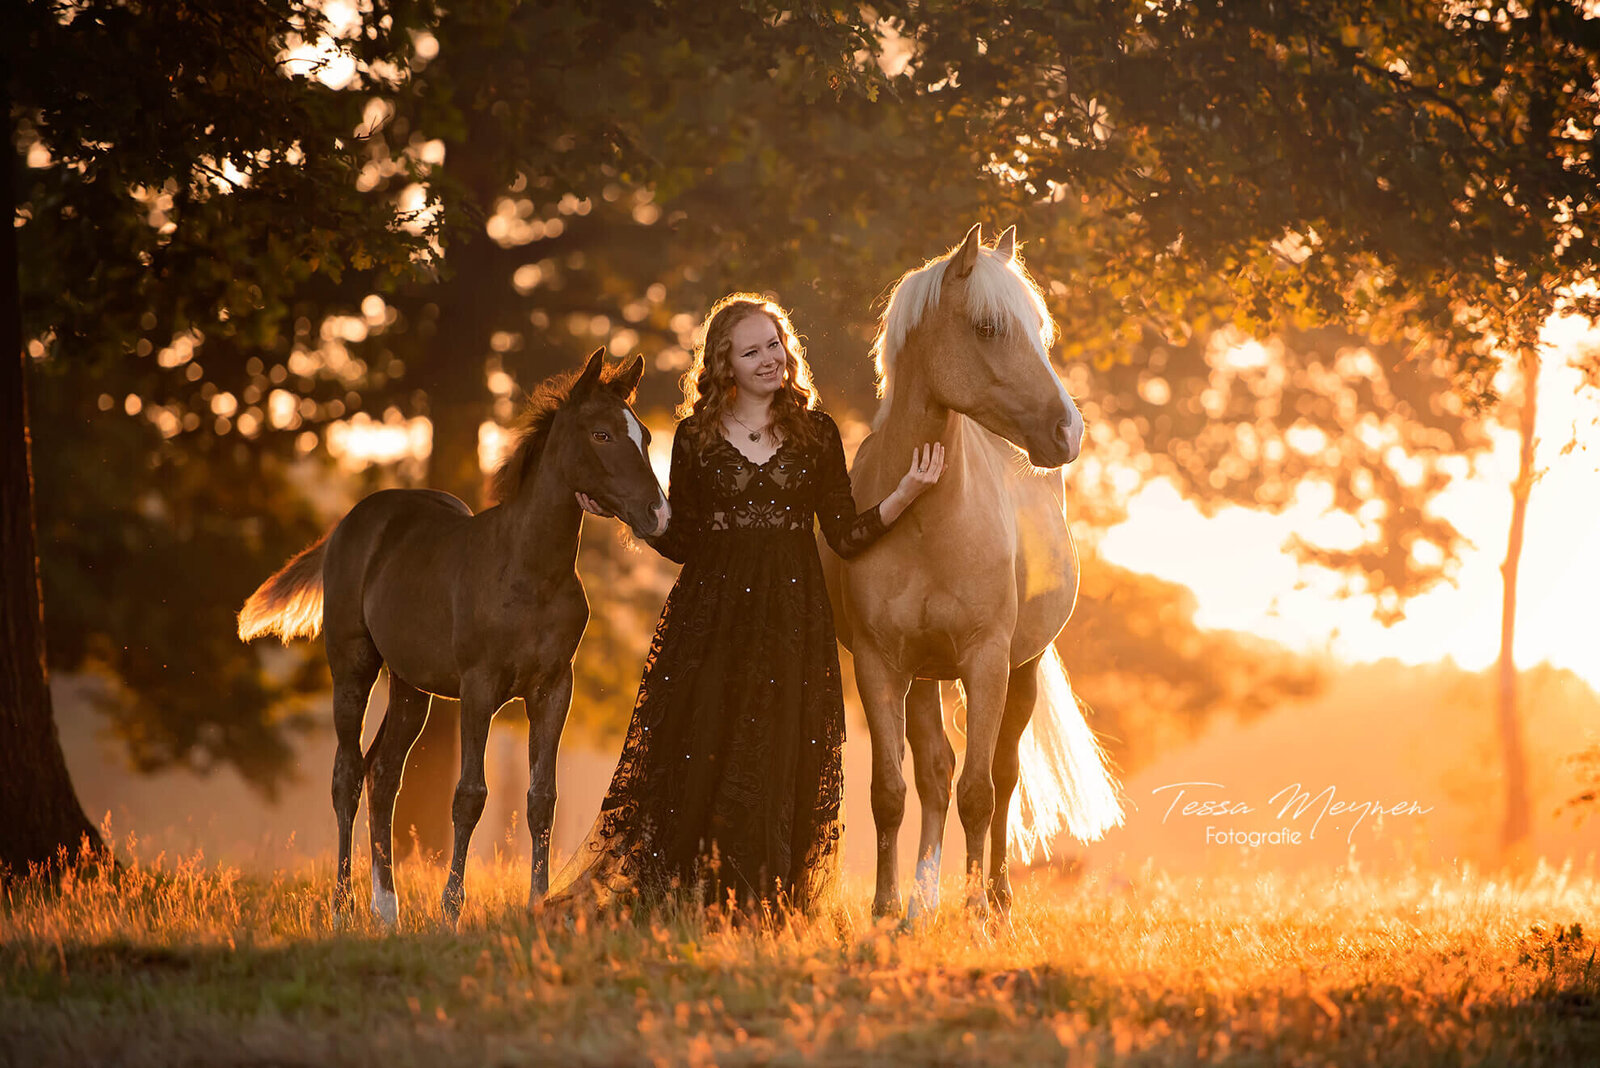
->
xmin=975 ymin=320 xmax=999 ymax=339
xmin=592 ymin=431 xmax=612 ymax=443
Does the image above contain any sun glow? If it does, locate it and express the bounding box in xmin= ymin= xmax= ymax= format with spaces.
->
xmin=1095 ymin=319 xmax=1600 ymax=688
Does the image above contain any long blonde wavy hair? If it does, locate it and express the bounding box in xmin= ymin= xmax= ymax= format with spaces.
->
xmin=678 ymin=293 xmax=821 ymax=451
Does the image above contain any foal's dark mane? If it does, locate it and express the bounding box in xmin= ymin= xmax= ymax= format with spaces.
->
xmin=488 ymin=364 xmax=633 ymax=506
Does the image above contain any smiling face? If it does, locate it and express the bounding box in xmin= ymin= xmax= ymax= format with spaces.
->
xmin=725 ymin=312 xmax=788 ymax=401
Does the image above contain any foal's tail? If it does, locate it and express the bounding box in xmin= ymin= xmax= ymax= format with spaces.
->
xmin=1011 ymin=645 xmax=1124 ymax=861
xmin=237 ymin=534 xmax=329 ymax=644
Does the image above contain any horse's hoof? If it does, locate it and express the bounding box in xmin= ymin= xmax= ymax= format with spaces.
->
xmin=371 ymin=891 xmax=399 ymax=927
xmin=871 ymin=896 xmax=902 ymax=922
xmin=440 ymin=886 xmax=464 ymax=927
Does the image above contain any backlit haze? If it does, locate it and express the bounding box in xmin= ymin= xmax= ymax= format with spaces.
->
xmin=1098 ymin=316 xmax=1599 ymax=689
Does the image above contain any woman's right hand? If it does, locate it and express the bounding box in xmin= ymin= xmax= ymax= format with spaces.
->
xmin=575 ymin=492 xmax=613 ymax=517
xmin=879 ymin=442 xmax=946 ymax=524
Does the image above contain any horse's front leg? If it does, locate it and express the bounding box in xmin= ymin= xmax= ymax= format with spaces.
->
xmin=905 ymin=678 xmax=953 ymax=923
xmin=955 ymin=641 xmax=1012 ymax=917
xmin=988 ymin=652 xmax=1043 ymax=916
xmin=441 ymin=673 xmax=505 ymax=925
xmin=523 ymin=661 xmax=574 ymax=906
xmin=853 ymin=645 xmax=913 ymax=919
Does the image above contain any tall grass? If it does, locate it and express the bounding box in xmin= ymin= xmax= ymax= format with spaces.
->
xmin=4 ymin=835 xmax=1599 ymax=1066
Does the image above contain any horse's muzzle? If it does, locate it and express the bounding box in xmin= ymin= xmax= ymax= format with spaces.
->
xmin=647 ymin=500 xmax=671 ymax=537
xmin=1052 ymin=415 xmax=1082 ymax=465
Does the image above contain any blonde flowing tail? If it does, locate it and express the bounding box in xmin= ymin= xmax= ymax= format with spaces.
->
xmin=237 ymin=534 xmax=329 ymax=643
xmin=1010 ymin=645 xmax=1123 ymax=861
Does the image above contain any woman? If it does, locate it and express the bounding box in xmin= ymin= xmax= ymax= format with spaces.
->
xmin=553 ymin=293 xmax=944 ymax=913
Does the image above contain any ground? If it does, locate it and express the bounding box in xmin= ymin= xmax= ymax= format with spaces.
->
xmin=3 ymin=844 xmax=1599 ymax=1066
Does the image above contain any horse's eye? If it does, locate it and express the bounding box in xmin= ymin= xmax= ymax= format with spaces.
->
xmin=592 ymin=430 xmax=611 ymax=443
xmin=976 ymin=320 xmax=998 ymax=339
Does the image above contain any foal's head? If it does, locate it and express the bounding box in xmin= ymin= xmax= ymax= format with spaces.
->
xmin=874 ymin=224 xmax=1083 ymax=467
xmin=491 ymin=349 xmax=669 ymax=537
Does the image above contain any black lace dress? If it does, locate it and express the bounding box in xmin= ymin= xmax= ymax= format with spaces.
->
xmin=551 ymin=408 xmax=889 ymax=912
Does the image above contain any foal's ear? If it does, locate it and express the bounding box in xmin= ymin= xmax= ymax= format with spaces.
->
xmin=573 ymin=347 xmax=607 ymax=396
xmin=994 ymin=225 xmax=1016 ymax=262
xmin=948 ymin=223 xmax=983 ymax=281
xmin=612 ymin=354 xmax=644 ymax=401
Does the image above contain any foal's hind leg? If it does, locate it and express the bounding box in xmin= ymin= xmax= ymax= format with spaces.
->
xmin=905 ymin=680 xmax=954 ymax=922
xmin=441 ymin=673 xmax=506 ymax=924
xmin=329 ymin=633 xmax=383 ymax=918
xmin=988 ymin=652 xmax=1043 ymax=915
xmin=364 ymin=674 xmax=432 ymax=925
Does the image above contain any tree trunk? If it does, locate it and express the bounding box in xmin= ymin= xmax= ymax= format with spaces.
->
xmin=388 ymin=225 xmax=501 ymax=863
xmin=0 ymin=89 xmax=103 ymax=877
xmin=1497 ymin=345 xmax=1538 ymax=852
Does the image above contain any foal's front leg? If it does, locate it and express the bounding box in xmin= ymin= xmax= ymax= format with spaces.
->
xmin=524 ymin=662 xmax=574 ymax=906
xmin=441 ymin=673 xmax=505 ymax=925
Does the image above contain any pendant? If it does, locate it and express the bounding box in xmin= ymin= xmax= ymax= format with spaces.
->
xmin=749 ymin=432 xmax=760 ymax=442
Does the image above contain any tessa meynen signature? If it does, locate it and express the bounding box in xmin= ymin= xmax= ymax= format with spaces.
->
xmin=1151 ymin=781 xmax=1435 ymax=844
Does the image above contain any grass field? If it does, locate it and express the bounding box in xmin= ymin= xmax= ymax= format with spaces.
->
xmin=4 ymin=841 xmax=1599 ymax=1066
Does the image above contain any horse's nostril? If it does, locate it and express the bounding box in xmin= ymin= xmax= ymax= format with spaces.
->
xmin=1054 ymin=419 xmax=1072 ymax=445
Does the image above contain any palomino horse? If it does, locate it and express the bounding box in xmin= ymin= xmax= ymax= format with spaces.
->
xmin=826 ymin=224 xmax=1123 ymax=920
xmin=238 ymin=350 xmax=668 ymax=924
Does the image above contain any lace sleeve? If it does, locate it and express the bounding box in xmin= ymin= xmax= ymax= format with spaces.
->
xmin=641 ymin=420 xmax=699 ymax=564
xmin=814 ymin=412 xmax=889 ymax=560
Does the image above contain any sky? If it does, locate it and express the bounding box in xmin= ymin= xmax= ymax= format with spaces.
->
xmin=1096 ymin=316 xmax=1600 ymax=689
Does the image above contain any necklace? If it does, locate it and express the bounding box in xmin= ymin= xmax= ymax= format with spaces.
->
xmin=726 ymin=411 xmax=768 ymax=443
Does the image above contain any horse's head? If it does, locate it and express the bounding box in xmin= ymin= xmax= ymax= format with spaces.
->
xmin=559 ymin=349 xmax=670 ymax=538
xmin=879 ymin=224 xmax=1082 ymax=467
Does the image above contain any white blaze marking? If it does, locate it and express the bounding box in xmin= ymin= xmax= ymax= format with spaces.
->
xmin=625 ymin=410 xmax=668 ymax=512
xmin=624 ymin=410 xmax=646 ymax=458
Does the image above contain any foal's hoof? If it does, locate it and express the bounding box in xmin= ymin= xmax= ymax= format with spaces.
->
xmin=440 ymin=886 xmax=464 ymax=927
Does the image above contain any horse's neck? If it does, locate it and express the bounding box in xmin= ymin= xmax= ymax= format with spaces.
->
xmin=868 ymin=350 xmax=1017 ymax=518
xmin=866 ymin=355 xmax=967 ymax=493
xmin=496 ymin=451 xmax=583 ymax=576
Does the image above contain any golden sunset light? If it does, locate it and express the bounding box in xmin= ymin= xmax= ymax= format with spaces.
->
xmin=10 ymin=2 xmax=1600 ymax=1065
xmin=1099 ymin=320 xmax=1600 ymax=688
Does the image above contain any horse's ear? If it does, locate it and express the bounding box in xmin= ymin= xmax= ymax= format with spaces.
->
xmin=994 ymin=225 xmax=1016 ymax=262
xmin=949 ymin=223 xmax=983 ymax=281
xmin=613 ymin=354 xmax=644 ymax=400
xmin=573 ymin=347 xmax=607 ymax=396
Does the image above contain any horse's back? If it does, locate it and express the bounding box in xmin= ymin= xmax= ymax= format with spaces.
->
xmin=323 ymin=489 xmax=472 ymax=622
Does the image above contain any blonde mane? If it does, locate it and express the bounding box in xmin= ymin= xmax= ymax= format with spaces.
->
xmin=870 ymin=243 xmax=1057 ymax=429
